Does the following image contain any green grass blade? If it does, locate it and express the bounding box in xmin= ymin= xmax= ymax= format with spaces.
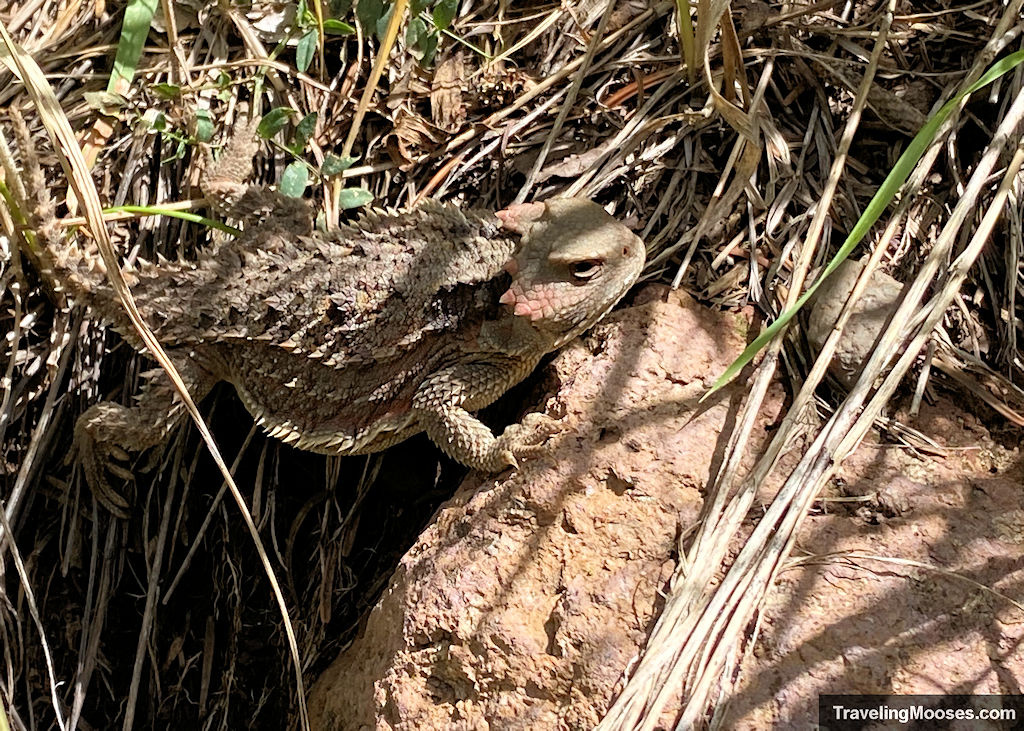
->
xmin=108 ymin=0 xmax=159 ymax=93
xmin=676 ymin=0 xmax=695 ymax=84
xmin=706 ymin=48 xmax=1024 ymax=396
xmin=105 ymin=205 xmax=241 ymax=236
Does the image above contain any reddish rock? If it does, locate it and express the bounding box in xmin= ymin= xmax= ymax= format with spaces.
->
xmin=309 ymin=285 xmax=1024 ymax=730
xmin=308 ymin=286 xmax=768 ymax=729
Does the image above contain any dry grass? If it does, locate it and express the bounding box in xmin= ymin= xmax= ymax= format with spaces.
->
xmin=1 ymin=0 xmax=1023 ymax=728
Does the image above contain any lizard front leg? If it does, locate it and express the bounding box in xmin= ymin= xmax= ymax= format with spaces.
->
xmin=74 ymin=354 xmax=216 ymax=517
xmin=411 ymin=361 xmax=558 ymax=472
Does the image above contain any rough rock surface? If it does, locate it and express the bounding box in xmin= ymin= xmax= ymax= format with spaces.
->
xmin=805 ymin=257 xmax=904 ymax=386
xmin=307 ymin=285 xmax=765 ymax=729
xmin=308 ymin=283 xmax=1024 ymax=730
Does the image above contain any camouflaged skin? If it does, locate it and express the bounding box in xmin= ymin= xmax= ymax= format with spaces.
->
xmin=17 ymin=116 xmax=646 ymax=516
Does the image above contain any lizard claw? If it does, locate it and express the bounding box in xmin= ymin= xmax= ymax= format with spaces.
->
xmin=492 ymin=412 xmax=562 ymax=469
xmin=72 ymin=403 xmax=137 ymax=519
xmin=73 ymin=433 xmax=133 ymax=519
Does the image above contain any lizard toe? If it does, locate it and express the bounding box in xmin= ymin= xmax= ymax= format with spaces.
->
xmin=491 ymin=412 xmax=562 ymax=469
xmin=73 ymin=404 xmax=138 ymax=519
xmin=75 ymin=440 xmax=132 ymax=519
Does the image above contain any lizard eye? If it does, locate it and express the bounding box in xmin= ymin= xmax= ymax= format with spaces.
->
xmin=569 ymin=259 xmax=603 ymax=282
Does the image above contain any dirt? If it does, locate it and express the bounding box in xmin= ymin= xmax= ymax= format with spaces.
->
xmin=726 ymin=406 xmax=1024 ymax=727
xmin=307 ymin=286 xmax=1024 ymax=729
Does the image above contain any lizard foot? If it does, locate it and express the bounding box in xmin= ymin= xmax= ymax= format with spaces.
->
xmin=491 ymin=412 xmax=562 ymax=470
xmin=71 ymin=402 xmax=143 ymax=519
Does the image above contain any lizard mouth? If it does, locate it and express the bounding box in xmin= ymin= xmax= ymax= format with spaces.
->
xmin=500 ymin=280 xmax=589 ymax=322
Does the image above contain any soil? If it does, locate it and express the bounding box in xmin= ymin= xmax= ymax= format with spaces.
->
xmin=307 ymin=285 xmax=1024 ymax=730
xmin=726 ymin=405 xmax=1024 ymax=727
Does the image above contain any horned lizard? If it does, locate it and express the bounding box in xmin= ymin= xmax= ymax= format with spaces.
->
xmin=14 ymin=116 xmax=645 ymax=517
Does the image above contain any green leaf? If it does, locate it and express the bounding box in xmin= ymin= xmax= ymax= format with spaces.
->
xmin=147 ymin=110 xmax=167 ymax=131
xmin=321 ymin=153 xmax=358 ymax=176
xmin=432 ymin=0 xmax=457 ymax=30
xmin=215 ymin=73 xmax=233 ymax=102
xmin=257 ymin=107 xmax=296 ymax=138
xmin=706 ymin=47 xmax=1024 ymax=397
xmin=108 ymin=0 xmax=159 ymax=93
xmin=410 ymin=0 xmax=430 ymax=14
xmin=279 ymin=162 xmax=310 ymax=197
xmin=337 ymin=187 xmax=373 ymax=209
xmin=418 ymin=29 xmax=438 ymax=65
xmin=406 ymin=16 xmax=427 ymax=47
xmin=167 ymin=139 xmax=187 ymax=162
xmin=83 ymin=91 xmax=127 ymax=115
xmin=375 ymin=4 xmax=394 ymax=40
xmin=296 ymin=29 xmax=317 ymax=73
xmin=152 ymin=83 xmax=180 ymax=99
xmin=356 ymin=0 xmax=384 ymax=32
xmin=323 ymin=18 xmax=355 ymax=34
xmin=294 ymin=112 xmax=318 ymax=151
xmin=194 ymin=108 xmax=214 ymax=142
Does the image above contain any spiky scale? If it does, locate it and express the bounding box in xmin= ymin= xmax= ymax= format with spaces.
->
xmin=16 ymin=117 xmax=646 ymax=514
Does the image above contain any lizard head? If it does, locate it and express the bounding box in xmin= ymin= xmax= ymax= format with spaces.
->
xmin=496 ymin=199 xmax=646 ymax=349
